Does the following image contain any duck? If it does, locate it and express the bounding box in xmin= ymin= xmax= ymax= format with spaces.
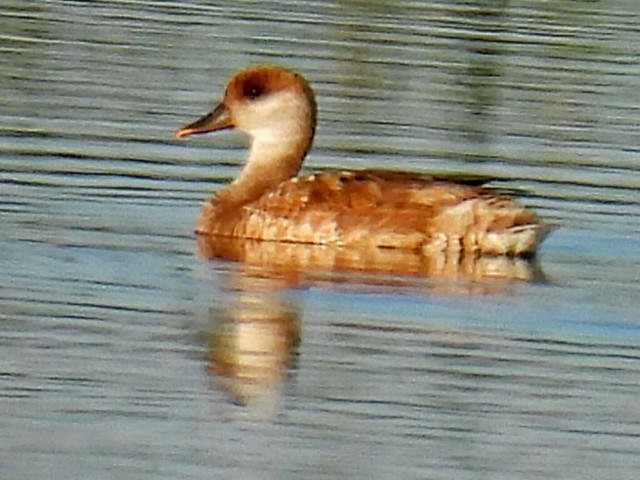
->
xmin=176 ymin=65 xmax=547 ymax=257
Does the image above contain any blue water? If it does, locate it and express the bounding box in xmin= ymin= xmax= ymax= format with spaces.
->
xmin=2 ymin=1 xmax=640 ymax=479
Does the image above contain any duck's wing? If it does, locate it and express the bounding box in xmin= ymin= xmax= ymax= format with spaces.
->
xmin=357 ymin=168 xmax=491 ymax=187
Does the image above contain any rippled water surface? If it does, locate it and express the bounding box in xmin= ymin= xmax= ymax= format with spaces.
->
xmin=2 ymin=1 xmax=640 ymax=479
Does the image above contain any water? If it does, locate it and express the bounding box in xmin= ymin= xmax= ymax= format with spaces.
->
xmin=1 ymin=1 xmax=640 ymax=478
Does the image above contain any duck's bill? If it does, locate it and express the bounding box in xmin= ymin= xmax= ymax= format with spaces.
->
xmin=175 ymin=102 xmax=232 ymax=138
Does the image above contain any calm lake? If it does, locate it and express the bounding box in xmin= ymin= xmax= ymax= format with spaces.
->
xmin=1 ymin=1 xmax=640 ymax=478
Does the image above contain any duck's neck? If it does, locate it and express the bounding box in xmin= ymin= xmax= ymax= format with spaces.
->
xmin=218 ymin=120 xmax=314 ymax=205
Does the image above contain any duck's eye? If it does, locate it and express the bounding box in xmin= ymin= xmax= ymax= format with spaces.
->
xmin=244 ymin=83 xmax=264 ymax=99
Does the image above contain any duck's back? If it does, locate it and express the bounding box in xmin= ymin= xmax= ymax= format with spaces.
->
xmin=197 ymin=170 xmax=545 ymax=256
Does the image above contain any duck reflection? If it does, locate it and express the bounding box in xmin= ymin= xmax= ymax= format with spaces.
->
xmin=206 ymin=288 xmax=300 ymax=408
xmin=200 ymin=235 xmax=544 ymax=407
xmin=197 ymin=235 xmax=544 ymax=287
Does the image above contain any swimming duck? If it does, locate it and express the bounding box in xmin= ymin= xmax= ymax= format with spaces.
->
xmin=176 ymin=65 xmax=546 ymax=256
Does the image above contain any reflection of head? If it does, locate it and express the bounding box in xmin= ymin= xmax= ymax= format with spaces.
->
xmin=206 ymin=295 xmax=300 ymax=407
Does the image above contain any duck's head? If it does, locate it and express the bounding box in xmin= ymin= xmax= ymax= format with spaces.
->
xmin=176 ymin=65 xmax=317 ymax=160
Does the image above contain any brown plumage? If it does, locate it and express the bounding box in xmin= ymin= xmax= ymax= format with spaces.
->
xmin=176 ymin=65 xmax=547 ymax=257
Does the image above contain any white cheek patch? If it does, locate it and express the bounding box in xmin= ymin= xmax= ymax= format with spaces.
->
xmin=244 ymin=90 xmax=310 ymax=145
